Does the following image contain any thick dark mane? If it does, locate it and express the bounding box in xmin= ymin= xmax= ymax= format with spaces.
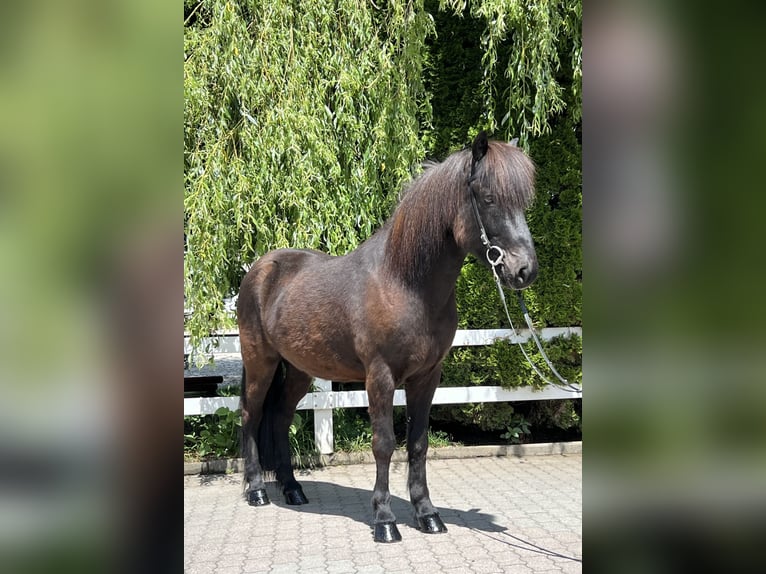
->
xmin=384 ymin=141 xmax=536 ymax=283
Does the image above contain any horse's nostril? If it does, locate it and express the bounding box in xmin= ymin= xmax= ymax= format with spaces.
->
xmin=518 ymin=266 xmax=529 ymax=283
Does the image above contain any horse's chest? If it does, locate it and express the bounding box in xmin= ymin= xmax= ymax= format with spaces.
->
xmin=379 ymin=310 xmax=456 ymax=371
xmin=406 ymin=333 xmax=451 ymax=367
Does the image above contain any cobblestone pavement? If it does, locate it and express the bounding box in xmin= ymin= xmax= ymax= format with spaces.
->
xmin=184 ymin=454 xmax=581 ymax=573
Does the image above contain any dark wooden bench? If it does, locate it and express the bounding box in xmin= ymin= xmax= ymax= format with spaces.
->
xmin=184 ymin=353 xmax=223 ymax=397
xmin=184 ymin=375 xmax=223 ymax=397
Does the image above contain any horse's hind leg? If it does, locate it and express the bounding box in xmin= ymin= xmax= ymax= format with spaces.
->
xmin=270 ymin=363 xmax=313 ymax=505
xmin=240 ymin=337 xmax=279 ymax=506
xmin=405 ymin=367 xmax=448 ymax=534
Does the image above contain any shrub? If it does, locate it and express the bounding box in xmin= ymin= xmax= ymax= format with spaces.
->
xmin=184 ymin=408 xmax=317 ymax=463
xmin=184 ymin=407 xmax=241 ymax=461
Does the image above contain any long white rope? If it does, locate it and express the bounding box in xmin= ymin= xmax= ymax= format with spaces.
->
xmin=488 ymin=258 xmax=582 ymax=393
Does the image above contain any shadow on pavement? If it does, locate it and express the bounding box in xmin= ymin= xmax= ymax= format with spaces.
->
xmin=257 ymin=480 xmax=498 ymax=530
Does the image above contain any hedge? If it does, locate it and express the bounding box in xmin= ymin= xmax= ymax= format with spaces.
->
xmin=427 ymin=5 xmax=582 ymax=435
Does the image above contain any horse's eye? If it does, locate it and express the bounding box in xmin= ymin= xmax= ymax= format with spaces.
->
xmin=483 ymin=195 xmax=495 ymax=205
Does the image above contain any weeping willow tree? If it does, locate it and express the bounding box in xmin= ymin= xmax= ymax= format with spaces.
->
xmin=184 ymin=0 xmax=581 ymax=355
xmin=437 ymin=0 xmax=581 ymax=146
xmin=184 ymin=0 xmax=434 ymax=351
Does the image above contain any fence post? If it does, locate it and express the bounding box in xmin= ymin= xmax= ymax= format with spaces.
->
xmin=313 ymin=378 xmax=334 ymax=454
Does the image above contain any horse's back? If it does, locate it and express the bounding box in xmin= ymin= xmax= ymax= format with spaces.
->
xmin=250 ymin=247 xmax=331 ymax=277
xmin=238 ymin=248 xmax=330 ymax=317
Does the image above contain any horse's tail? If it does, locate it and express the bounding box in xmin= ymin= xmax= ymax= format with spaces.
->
xmin=239 ymin=365 xmax=248 ymax=465
xmin=255 ymin=361 xmax=286 ymax=472
xmin=239 ymin=364 xmax=247 ymax=412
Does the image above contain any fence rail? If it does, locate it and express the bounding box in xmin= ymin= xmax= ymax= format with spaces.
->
xmin=184 ymin=327 xmax=582 ymax=453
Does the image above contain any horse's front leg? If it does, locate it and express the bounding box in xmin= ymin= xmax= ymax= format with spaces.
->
xmin=366 ymin=362 xmax=400 ymax=542
xmin=405 ymin=366 xmax=448 ymax=534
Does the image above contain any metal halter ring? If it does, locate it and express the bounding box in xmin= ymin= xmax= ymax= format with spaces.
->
xmin=486 ymin=245 xmax=504 ymax=267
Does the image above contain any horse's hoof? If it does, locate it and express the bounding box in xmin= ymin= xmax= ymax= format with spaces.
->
xmin=373 ymin=522 xmax=402 ymax=543
xmin=418 ymin=514 xmax=448 ymax=534
xmin=247 ymin=488 xmax=270 ymax=506
xmin=284 ymin=487 xmax=309 ymax=505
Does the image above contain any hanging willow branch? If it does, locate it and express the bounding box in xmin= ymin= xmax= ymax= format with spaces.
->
xmin=440 ymin=0 xmax=581 ymax=146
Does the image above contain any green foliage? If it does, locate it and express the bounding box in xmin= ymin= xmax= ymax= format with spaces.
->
xmin=436 ymin=327 xmax=581 ymax=435
xmin=438 ymin=0 xmax=581 ymax=147
xmin=333 ymin=408 xmax=374 ymax=452
xmin=288 ymin=411 xmax=318 ymax=467
xmin=526 ymin=107 xmax=582 ymax=326
xmin=499 ymin=411 xmax=531 ymax=444
xmin=184 ymin=407 xmax=241 ymax=460
xmin=184 ymin=0 xmax=434 ymax=351
xmin=428 ymin=429 xmax=456 ymax=447
xmin=184 ymin=407 xmax=317 ymax=463
xmin=217 ymin=383 xmax=241 ymax=396
xmin=333 ymin=407 xmax=459 ymax=451
xmin=528 ymin=399 xmax=581 ymax=432
xmin=441 ymin=335 xmax=582 ymax=390
xmin=432 ymin=402 xmax=501 ymax=432
xmin=423 ymin=0 xmax=486 ymax=156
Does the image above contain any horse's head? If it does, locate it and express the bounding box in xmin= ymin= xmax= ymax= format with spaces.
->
xmin=463 ymin=132 xmax=538 ymax=290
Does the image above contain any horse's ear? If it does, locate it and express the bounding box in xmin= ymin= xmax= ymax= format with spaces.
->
xmin=472 ymin=131 xmax=489 ymax=163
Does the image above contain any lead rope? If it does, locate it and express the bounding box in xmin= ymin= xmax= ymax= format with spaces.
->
xmin=468 ymin=161 xmax=581 ymax=394
xmin=486 ymin=255 xmax=582 ymax=393
xmin=515 ymin=290 xmax=579 ymax=390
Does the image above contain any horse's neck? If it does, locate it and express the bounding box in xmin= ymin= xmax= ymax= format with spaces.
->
xmin=380 ymin=222 xmax=466 ymax=308
xmin=421 ymin=238 xmax=465 ymax=307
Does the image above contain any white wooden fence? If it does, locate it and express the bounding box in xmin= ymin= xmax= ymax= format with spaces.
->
xmin=184 ymin=327 xmax=582 ymax=454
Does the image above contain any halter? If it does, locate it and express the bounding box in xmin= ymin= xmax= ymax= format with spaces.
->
xmin=467 ymin=156 xmax=581 ymax=394
xmin=468 ymin=183 xmax=505 ymax=268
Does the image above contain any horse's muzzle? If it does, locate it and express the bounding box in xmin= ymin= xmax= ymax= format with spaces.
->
xmin=499 ymin=253 xmax=538 ymax=290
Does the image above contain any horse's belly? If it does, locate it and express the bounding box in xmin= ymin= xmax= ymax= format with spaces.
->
xmin=271 ymin=316 xmax=453 ymax=384
xmin=269 ymin=311 xmax=367 ymax=381
xmin=278 ymin=341 xmax=366 ymax=382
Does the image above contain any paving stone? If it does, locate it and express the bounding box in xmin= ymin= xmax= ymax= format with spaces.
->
xmin=185 ymin=454 xmax=581 ymax=573
xmin=185 ymin=561 xmax=218 ymax=574
xmin=326 ymin=559 xmax=357 ymax=574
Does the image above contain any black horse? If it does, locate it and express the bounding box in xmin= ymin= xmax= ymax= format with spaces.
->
xmin=237 ymin=132 xmax=538 ymax=542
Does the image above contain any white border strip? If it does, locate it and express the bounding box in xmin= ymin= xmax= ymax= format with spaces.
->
xmin=184 ymin=383 xmax=581 ymax=416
